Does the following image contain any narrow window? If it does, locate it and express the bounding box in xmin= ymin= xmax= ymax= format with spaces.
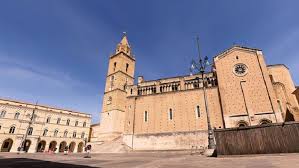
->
xmin=0 ymin=110 xmax=6 ymax=118
xmin=126 ymin=63 xmax=129 ymax=72
xmin=9 ymin=126 xmax=16 ymax=134
xmin=28 ymin=127 xmax=33 ymax=135
xmin=196 ymin=106 xmax=200 ymax=118
xmin=144 ymin=111 xmax=148 ymax=122
xmin=0 ymin=125 xmax=1 ymax=130
xmin=14 ymin=112 xmax=20 ymax=119
xmin=46 ymin=117 xmax=51 ymax=123
xmin=277 ymin=100 xmax=283 ymax=112
xmin=75 ymin=121 xmax=78 ymax=127
xmin=73 ymin=132 xmax=76 ymax=138
xmin=107 ymin=96 xmax=112 ymax=105
xmin=54 ymin=130 xmax=58 ymax=137
xmin=130 ymin=88 xmax=133 ymax=95
xmin=169 ymin=108 xmax=173 ymax=120
xmin=43 ymin=129 xmax=48 ymax=136
xmin=57 ymin=118 xmax=61 ymax=124
xmin=110 ymin=75 xmax=115 ymax=90
xmin=207 ymin=78 xmax=211 ymax=84
xmin=83 ymin=122 xmax=86 ymax=127
xmin=113 ymin=62 xmax=117 ymax=71
xmin=66 ymin=119 xmax=70 ymax=126
xmin=81 ymin=132 xmax=85 ymax=138
xmin=64 ymin=131 xmax=68 ymax=137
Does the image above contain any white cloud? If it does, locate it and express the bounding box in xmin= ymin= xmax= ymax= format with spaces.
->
xmin=0 ymin=54 xmax=102 ymax=123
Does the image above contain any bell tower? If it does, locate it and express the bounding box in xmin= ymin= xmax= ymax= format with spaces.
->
xmin=99 ymin=33 xmax=135 ymax=135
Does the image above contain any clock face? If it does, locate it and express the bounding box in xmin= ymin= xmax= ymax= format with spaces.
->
xmin=233 ymin=63 xmax=248 ymax=76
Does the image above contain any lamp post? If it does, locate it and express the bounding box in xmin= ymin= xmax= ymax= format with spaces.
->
xmin=19 ymin=102 xmax=37 ymax=153
xmin=190 ymin=37 xmax=216 ymax=152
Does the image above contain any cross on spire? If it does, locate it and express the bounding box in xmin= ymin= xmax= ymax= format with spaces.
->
xmin=115 ymin=32 xmax=131 ymax=56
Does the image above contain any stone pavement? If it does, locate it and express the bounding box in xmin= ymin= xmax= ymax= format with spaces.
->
xmin=0 ymin=152 xmax=299 ymax=168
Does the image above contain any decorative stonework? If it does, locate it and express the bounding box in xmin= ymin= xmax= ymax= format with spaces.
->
xmin=233 ymin=63 xmax=248 ymax=76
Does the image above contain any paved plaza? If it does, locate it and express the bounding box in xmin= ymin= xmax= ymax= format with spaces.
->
xmin=0 ymin=152 xmax=299 ymax=168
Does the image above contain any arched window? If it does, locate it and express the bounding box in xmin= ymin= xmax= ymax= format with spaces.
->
xmin=260 ymin=119 xmax=272 ymax=125
xmin=43 ymin=129 xmax=48 ymax=136
xmin=9 ymin=126 xmax=16 ymax=134
xmin=57 ymin=118 xmax=61 ymax=124
xmin=46 ymin=117 xmax=51 ymax=123
xmin=169 ymin=108 xmax=173 ymax=120
xmin=64 ymin=130 xmax=68 ymax=137
xmin=75 ymin=121 xmax=78 ymax=127
xmin=83 ymin=122 xmax=86 ymax=127
xmin=144 ymin=111 xmax=148 ymax=122
xmin=66 ymin=119 xmax=70 ymax=126
xmin=54 ymin=129 xmax=59 ymax=137
xmin=81 ymin=132 xmax=85 ymax=138
xmin=14 ymin=112 xmax=20 ymax=119
xmin=195 ymin=106 xmax=200 ymax=118
xmin=28 ymin=127 xmax=33 ymax=135
xmin=0 ymin=110 xmax=6 ymax=118
xmin=73 ymin=132 xmax=77 ymax=138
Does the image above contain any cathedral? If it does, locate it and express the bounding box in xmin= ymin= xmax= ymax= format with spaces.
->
xmin=90 ymin=34 xmax=299 ymax=151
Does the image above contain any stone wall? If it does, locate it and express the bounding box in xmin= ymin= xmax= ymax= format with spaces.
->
xmin=124 ymin=87 xmax=224 ymax=134
xmin=123 ymin=130 xmax=208 ymax=151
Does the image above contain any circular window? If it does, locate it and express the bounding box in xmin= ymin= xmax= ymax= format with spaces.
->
xmin=233 ymin=63 xmax=248 ymax=76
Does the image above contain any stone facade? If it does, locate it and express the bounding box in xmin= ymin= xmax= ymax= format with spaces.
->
xmin=91 ymin=35 xmax=299 ymax=151
xmin=0 ymin=98 xmax=91 ymax=153
xmin=293 ymin=87 xmax=299 ymax=105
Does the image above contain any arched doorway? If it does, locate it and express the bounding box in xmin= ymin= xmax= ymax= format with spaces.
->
xmin=77 ymin=142 xmax=84 ymax=153
xmin=260 ymin=119 xmax=272 ymax=125
xmin=1 ymin=138 xmax=13 ymax=152
xmin=48 ymin=141 xmax=57 ymax=152
xmin=69 ymin=142 xmax=76 ymax=153
xmin=59 ymin=141 xmax=67 ymax=152
xmin=24 ymin=140 xmax=31 ymax=152
xmin=237 ymin=120 xmax=249 ymax=127
xmin=37 ymin=140 xmax=46 ymax=152
xmin=285 ymin=109 xmax=295 ymax=122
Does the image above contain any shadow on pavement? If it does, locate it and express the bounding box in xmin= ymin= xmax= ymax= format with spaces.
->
xmin=0 ymin=158 xmax=99 ymax=168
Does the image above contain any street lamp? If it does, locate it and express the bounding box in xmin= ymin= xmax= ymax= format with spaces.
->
xmin=19 ymin=102 xmax=37 ymax=153
xmin=190 ymin=37 xmax=216 ymax=152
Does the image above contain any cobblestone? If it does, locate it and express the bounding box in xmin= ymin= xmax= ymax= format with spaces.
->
xmin=0 ymin=152 xmax=298 ymax=168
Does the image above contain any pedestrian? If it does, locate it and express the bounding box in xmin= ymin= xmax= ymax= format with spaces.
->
xmin=84 ymin=145 xmax=91 ymax=158
xmin=64 ymin=146 xmax=69 ymax=155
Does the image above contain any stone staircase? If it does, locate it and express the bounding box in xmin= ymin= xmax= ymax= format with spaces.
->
xmin=89 ymin=136 xmax=132 ymax=153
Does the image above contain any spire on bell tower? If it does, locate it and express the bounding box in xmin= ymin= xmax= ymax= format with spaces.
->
xmin=115 ymin=32 xmax=131 ymax=56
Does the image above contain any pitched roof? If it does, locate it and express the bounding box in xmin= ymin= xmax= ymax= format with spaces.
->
xmin=214 ymin=45 xmax=262 ymax=60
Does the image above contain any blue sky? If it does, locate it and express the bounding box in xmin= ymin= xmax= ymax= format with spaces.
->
xmin=0 ymin=0 xmax=298 ymax=123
